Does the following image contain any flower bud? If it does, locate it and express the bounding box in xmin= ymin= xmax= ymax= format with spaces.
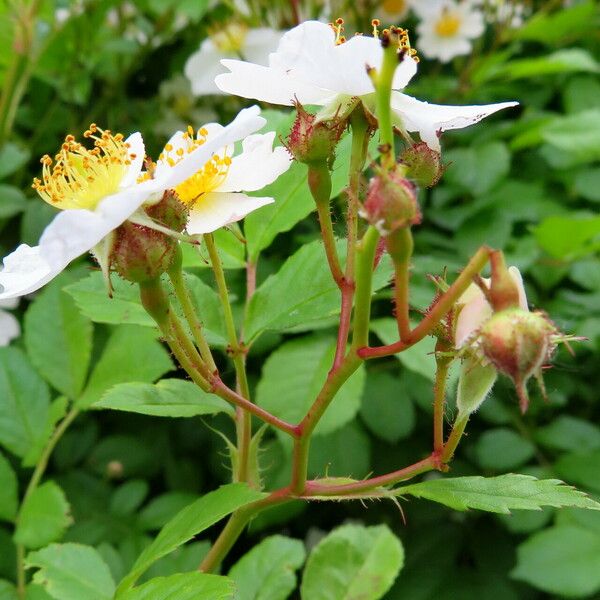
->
xmin=479 ymin=308 xmax=556 ymax=413
xmin=112 ymin=223 xmax=179 ymax=283
xmin=363 ymin=170 xmax=421 ymax=235
xmin=286 ymin=102 xmax=345 ymax=165
xmin=146 ymin=189 xmax=188 ymax=233
xmin=457 ymin=356 xmax=497 ymax=417
xmin=400 ymin=142 xmax=443 ymax=188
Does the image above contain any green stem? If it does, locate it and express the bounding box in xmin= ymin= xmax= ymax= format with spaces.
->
xmin=433 ymin=341 xmax=452 ymax=454
xmin=199 ymin=487 xmax=292 ymax=573
xmin=204 ymin=233 xmax=253 ymax=483
xmin=442 ymin=414 xmax=470 ymax=463
xmin=359 ymin=245 xmax=491 ymax=358
xmin=168 ymin=251 xmax=217 ymax=373
xmin=388 ymin=227 xmax=414 ymax=341
xmin=15 ymin=406 xmax=80 ymax=597
xmin=351 ymin=226 xmax=381 ymax=349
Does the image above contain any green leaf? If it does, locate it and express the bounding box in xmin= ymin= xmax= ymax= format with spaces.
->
xmin=0 ymin=580 xmax=17 ymax=600
xmin=109 ymin=480 xmax=149 ymax=516
xmin=370 ymin=318 xmax=436 ymax=381
xmin=300 ymin=524 xmax=404 ymax=600
xmin=481 ymin=49 xmax=599 ymax=81
xmin=555 ymin=449 xmax=600 ymax=494
xmin=563 ymin=75 xmax=600 ymax=114
xmin=0 ymin=451 xmax=17 ymax=522
xmin=26 ymin=543 xmax=115 ymax=600
xmin=0 ymin=143 xmax=30 ymax=179
xmin=117 ymin=483 xmax=265 ymax=592
xmin=0 ymin=347 xmax=50 ymax=458
xmin=95 ymin=379 xmax=233 ymax=418
xmin=443 ymin=142 xmax=510 ymax=196
xmin=394 ymin=475 xmax=600 ymax=514
xmin=308 ymin=421 xmax=371 ymax=479
xmin=78 ymin=325 xmax=173 ymax=409
xmin=541 ymin=109 xmax=600 ymax=165
xmin=512 ymin=525 xmax=600 ymax=597
xmin=245 ymin=238 xmax=393 ymax=342
xmin=65 ymin=273 xmax=227 ymax=345
xmin=474 ymin=428 xmax=535 ymax=470
xmin=181 ymin=228 xmax=245 ymax=269
xmin=535 ymin=416 xmax=600 ymax=453
xmin=256 ymin=336 xmax=365 ymax=437
xmin=14 ymin=481 xmax=71 ymax=549
xmin=533 ymin=214 xmax=600 ymax=259
xmin=137 ymin=492 xmax=198 ymax=531
xmin=0 ymin=185 xmax=26 ymax=219
xmin=24 ymin=277 xmax=93 ymax=398
xmin=118 ymin=572 xmax=236 ymax=600
xmin=575 ymin=168 xmax=600 ymax=202
xmin=228 ymin=535 xmax=306 ymax=600
xmin=359 ymin=372 xmax=415 ymax=444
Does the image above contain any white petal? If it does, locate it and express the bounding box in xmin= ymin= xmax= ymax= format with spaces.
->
xmin=0 ymin=244 xmax=62 ymax=300
xmin=243 ymin=28 xmax=285 ymax=64
xmin=186 ymin=192 xmax=273 ymax=234
xmin=158 ymin=106 xmax=266 ymax=189
xmin=119 ymin=132 xmax=145 ymax=188
xmin=217 ymin=133 xmax=291 ymax=193
xmin=391 ymin=92 xmax=518 ymax=150
xmin=185 ymin=39 xmax=232 ymax=96
xmin=39 ymin=186 xmax=152 ymax=271
xmin=508 ymin=266 xmax=529 ymax=311
xmin=0 ymin=297 xmax=18 ymax=309
xmin=215 ymin=59 xmax=332 ymax=105
xmin=0 ymin=309 xmax=20 ymax=346
xmin=417 ymin=32 xmax=473 ymax=63
xmin=455 ymin=285 xmax=491 ymax=347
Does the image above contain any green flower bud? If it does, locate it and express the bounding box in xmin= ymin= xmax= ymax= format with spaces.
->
xmin=456 ymin=356 xmax=497 ymax=416
xmin=400 ymin=142 xmax=443 ymax=188
xmin=479 ymin=308 xmax=556 ymax=413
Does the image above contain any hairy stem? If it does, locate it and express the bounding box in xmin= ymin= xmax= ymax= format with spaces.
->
xmin=15 ymin=406 xmax=80 ymax=597
xmin=359 ymin=245 xmax=491 ymax=358
xmin=433 ymin=341 xmax=453 ymax=454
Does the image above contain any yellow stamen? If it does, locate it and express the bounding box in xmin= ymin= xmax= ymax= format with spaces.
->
xmin=435 ymin=9 xmax=461 ymax=37
xmin=32 ymin=125 xmax=136 ymax=210
xmin=383 ymin=0 xmax=406 ymax=15
xmin=210 ymin=22 xmax=247 ymax=53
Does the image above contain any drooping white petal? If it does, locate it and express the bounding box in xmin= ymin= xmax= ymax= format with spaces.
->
xmin=38 ymin=185 xmax=152 ymax=273
xmin=215 ymin=59 xmax=333 ymax=105
xmin=119 ymin=132 xmax=146 ymax=188
xmin=0 ymin=309 xmax=20 ymax=346
xmin=185 ymin=39 xmax=230 ymax=96
xmin=187 ymin=192 xmax=273 ymax=235
xmin=391 ymin=92 xmax=518 ymax=150
xmin=217 ymin=133 xmax=291 ymax=193
xmin=0 ymin=244 xmax=61 ymax=300
xmin=157 ymin=106 xmax=266 ymax=189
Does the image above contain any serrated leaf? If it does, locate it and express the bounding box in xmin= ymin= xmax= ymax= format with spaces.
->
xmin=300 ymin=524 xmax=404 ymax=600
xmin=511 ymin=525 xmax=600 ymax=597
xmin=228 ymin=535 xmax=306 ymax=600
xmin=0 ymin=347 xmax=50 ymax=459
xmin=117 ymin=483 xmax=265 ymax=592
xmin=14 ymin=481 xmax=71 ymax=549
xmin=0 ymin=451 xmax=17 ymax=522
xmin=137 ymin=492 xmax=198 ymax=531
xmin=256 ymin=336 xmax=364 ymax=438
xmin=24 ymin=277 xmax=93 ymax=398
xmin=394 ymin=475 xmax=600 ymax=514
xmin=245 ymin=239 xmax=393 ymax=342
xmin=118 ymin=572 xmax=236 ymax=600
xmin=77 ymin=325 xmax=173 ymax=409
xmin=95 ymin=378 xmax=233 ymax=417
xmin=26 ymin=543 xmax=115 ymax=600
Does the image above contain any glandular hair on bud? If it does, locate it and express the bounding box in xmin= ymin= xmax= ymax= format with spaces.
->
xmin=400 ymin=142 xmax=443 ymax=188
xmin=112 ymin=222 xmax=179 ymax=284
xmin=363 ymin=171 xmax=421 ymax=235
xmin=479 ymin=308 xmax=556 ymax=413
xmin=146 ymin=189 xmax=188 ymax=233
xmin=286 ymin=102 xmax=345 ymax=166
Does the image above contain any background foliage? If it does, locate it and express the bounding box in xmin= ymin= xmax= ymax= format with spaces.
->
xmin=0 ymin=0 xmax=599 ymax=598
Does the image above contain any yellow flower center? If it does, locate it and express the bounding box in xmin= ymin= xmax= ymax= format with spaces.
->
xmin=382 ymin=0 xmax=406 ymax=15
xmin=210 ymin=22 xmax=247 ymax=53
xmin=165 ymin=126 xmax=232 ymax=207
xmin=32 ymin=125 xmax=136 ymax=210
xmin=435 ymin=9 xmax=462 ymax=37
